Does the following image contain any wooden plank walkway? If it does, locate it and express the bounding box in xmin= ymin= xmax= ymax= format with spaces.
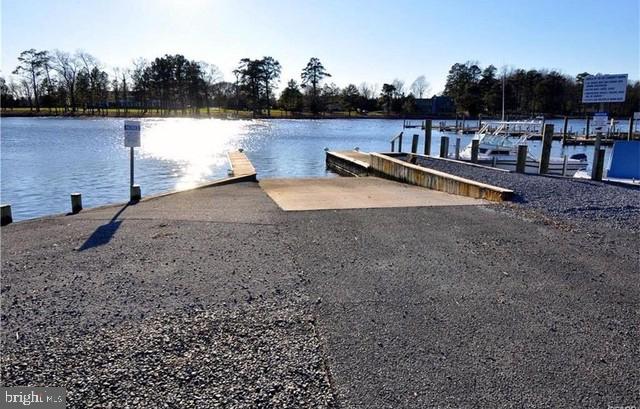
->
xmin=227 ymin=151 xmax=257 ymax=179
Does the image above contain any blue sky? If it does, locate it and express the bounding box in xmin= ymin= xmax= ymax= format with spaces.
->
xmin=1 ymin=0 xmax=638 ymax=94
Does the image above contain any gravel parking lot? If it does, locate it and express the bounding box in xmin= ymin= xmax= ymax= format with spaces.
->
xmin=405 ymin=155 xmax=640 ymax=231
xmin=1 ymin=181 xmax=637 ymax=408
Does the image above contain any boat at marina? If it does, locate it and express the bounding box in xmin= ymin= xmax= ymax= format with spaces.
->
xmin=458 ymin=121 xmax=588 ymax=175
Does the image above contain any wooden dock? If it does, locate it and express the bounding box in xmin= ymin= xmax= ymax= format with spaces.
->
xmin=227 ymin=150 xmax=257 ymax=180
xmin=561 ymin=137 xmax=616 ymax=146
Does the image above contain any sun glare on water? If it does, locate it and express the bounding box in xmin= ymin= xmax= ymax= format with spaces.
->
xmin=139 ymin=118 xmax=248 ymax=190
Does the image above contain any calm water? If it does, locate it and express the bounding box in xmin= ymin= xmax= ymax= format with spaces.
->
xmin=1 ymin=117 xmax=607 ymax=221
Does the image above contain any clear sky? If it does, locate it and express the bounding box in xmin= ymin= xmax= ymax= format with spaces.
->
xmin=1 ymin=0 xmax=638 ymax=94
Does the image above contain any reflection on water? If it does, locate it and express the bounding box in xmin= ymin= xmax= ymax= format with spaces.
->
xmin=140 ymin=119 xmax=248 ymax=190
xmin=1 ymin=117 xmax=608 ymax=221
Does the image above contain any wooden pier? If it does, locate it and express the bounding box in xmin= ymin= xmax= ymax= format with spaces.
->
xmin=227 ymin=150 xmax=257 ymax=180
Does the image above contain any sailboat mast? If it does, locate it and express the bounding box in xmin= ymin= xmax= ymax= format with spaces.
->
xmin=501 ymin=72 xmax=505 ymax=122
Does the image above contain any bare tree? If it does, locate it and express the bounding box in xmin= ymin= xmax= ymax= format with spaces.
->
xmin=8 ymin=78 xmax=22 ymax=103
xmin=370 ymin=83 xmax=379 ymax=100
xmin=198 ymin=62 xmax=222 ymax=116
xmin=41 ymin=54 xmax=56 ymax=112
xmin=410 ymin=75 xmax=430 ymax=98
xmin=391 ymin=79 xmax=405 ymax=98
xmin=77 ymin=51 xmax=103 ymax=113
xmin=131 ymin=58 xmax=150 ymax=113
xmin=359 ymin=82 xmax=373 ymax=100
xmin=121 ymin=69 xmax=131 ymax=115
xmin=52 ymin=50 xmax=81 ymax=111
xmin=19 ymin=79 xmax=33 ymax=108
xmin=112 ymin=67 xmax=121 ymax=115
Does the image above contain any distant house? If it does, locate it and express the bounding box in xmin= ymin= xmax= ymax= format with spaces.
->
xmin=414 ymin=96 xmax=455 ymax=115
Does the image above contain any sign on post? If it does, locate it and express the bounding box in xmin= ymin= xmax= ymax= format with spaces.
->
xmin=582 ymin=74 xmax=628 ymax=103
xmin=592 ymin=112 xmax=608 ymax=133
xmin=124 ymin=120 xmax=141 ymax=147
xmin=124 ymin=120 xmax=142 ymax=200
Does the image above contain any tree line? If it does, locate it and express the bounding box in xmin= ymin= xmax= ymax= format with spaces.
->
xmin=1 ymin=49 xmax=429 ymax=117
xmin=2 ymin=49 xmax=637 ymax=117
xmin=0 ymin=49 xmax=440 ymax=116
xmin=443 ymin=61 xmax=639 ymax=117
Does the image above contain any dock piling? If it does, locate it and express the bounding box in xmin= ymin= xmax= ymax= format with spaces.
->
xmin=1 ymin=204 xmax=12 ymax=226
xmin=586 ymin=116 xmax=590 ymax=137
xmin=411 ymin=134 xmax=419 ymax=154
xmin=391 ymin=140 xmax=395 ymax=152
xmin=516 ymin=145 xmax=527 ymax=173
xmin=130 ymin=185 xmax=141 ymax=202
xmin=471 ymin=139 xmax=479 ymax=163
xmin=424 ymin=119 xmax=432 ymax=156
xmin=455 ymin=138 xmax=461 ymax=159
xmin=539 ymin=124 xmax=554 ymax=174
xmin=629 ymin=117 xmax=634 ymax=141
xmin=70 ymin=193 xmax=83 ymax=214
xmin=562 ymin=155 xmax=568 ymax=176
xmin=562 ymin=116 xmax=569 ymax=146
xmin=591 ymin=111 xmax=604 ymax=180
xmin=398 ymin=133 xmax=403 ymax=153
xmin=439 ymin=136 xmax=449 ymax=158
xmin=593 ymin=149 xmax=605 ymax=181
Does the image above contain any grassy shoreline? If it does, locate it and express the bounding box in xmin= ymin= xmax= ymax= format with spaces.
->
xmin=1 ymin=107 xmax=419 ymax=120
xmin=1 ymin=107 xmax=595 ymax=120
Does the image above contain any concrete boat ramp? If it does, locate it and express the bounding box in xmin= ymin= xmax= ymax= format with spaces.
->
xmin=260 ymin=177 xmax=483 ymax=211
xmin=2 ymin=150 xmax=637 ymax=408
xmin=257 ymin=150 xmax=506 ymax=211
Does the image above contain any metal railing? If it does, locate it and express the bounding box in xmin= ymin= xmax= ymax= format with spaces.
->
xmin=390 ymin=132 xmax=403 ymax=152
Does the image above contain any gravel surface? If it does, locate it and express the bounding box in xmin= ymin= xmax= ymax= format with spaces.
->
xmin=404 ymin=155 xmax=640 ymax=231
xmin=1 ymin=181 xmax=638 ymax=408
xmin=1 ymin=307 xmax=336 ymax=409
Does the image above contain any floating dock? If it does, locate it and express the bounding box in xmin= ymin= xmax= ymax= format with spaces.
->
xmin=227 ymin=151 xmax=257 ymax=180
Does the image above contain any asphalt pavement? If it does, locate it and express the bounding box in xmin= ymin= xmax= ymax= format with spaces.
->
xmin=1 ymin=180 xmax=637 ymax=408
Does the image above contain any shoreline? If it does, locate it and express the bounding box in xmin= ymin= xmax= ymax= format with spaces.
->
xmin=0 ymin=110 xmax=612 ymax=121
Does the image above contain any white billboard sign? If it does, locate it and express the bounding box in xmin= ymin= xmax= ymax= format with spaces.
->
xmin=593 ymin=112 xmax=608 ymax=133
xmin=124 ymin=120 xmax=141 ymax=147
xmin=582 ymin=74 xmax=628 ymax=103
